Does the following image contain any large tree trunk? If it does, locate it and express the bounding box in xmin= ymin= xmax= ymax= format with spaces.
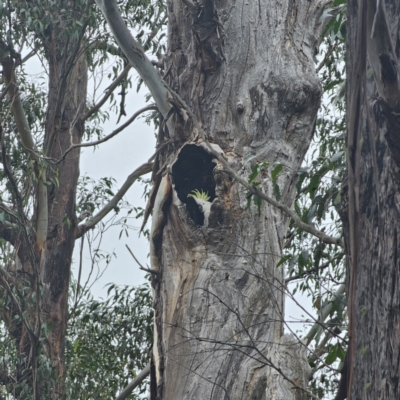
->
xmin=346 ymin=1 xmax=400 ymax=398
xmin=150 ymin=1 xmax=328 ymax=399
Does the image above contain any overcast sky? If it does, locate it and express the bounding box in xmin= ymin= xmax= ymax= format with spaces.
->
xmin=76 ymin=72 xmax=155 ymax=298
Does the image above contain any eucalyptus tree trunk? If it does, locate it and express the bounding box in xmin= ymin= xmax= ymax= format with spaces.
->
xmin=148 ymin=1 xmax=329 ymax=399
xmin=1 ymin=19 xmax=87 ymax=398
xmin=346 ymin=1 xmax=400 ymax=398
xmin=39 ymin=52 xmax=87 ymax=397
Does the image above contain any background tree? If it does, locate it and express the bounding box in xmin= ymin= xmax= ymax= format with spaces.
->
xmin=0 ymin=1 xmax=164 ymax=398
xmin=66 ymin=282 xmax=153 ymax=399
xmin=346 ymin=0 xmax=400 ymax=398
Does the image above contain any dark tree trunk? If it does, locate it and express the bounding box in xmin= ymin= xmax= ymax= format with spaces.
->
xmin=346 ymin=0 xmax=400 ymax=398
xmin=40 ymin=52 xmax=87 ymax=397
xmin=150 ymin=1 xmax=330 ymax=399
xmin=1 ymin=29 xmax=87 ymax=399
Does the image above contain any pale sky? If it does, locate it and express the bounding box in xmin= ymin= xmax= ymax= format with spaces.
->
xmin=76 ymin=74 xmax=155 ymax=298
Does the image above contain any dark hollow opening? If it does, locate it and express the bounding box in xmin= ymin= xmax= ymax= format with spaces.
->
xmin=171 ymin=145 xmax=216 ymax=226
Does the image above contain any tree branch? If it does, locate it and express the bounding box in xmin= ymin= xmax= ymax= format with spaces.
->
xmin=285 ymin=253 xmax=344 ymax=283
xmin=75 ymin=162 xmax=153 ymax=238
xmin=52 ymin=105 xmax=157 ymax=164
xmin=115 ymin=363 xmax=150 ymax=400
xmin=95 ymin=0 xmax=172 ymax=118
xmin=199 ymin=126 xmax=344 ymax=247
xmin=84 ymin=64 xmax=132 ymax=121
xmin=304 ymin=283 xmax=346 ymax=345
xmin=0 ymin=49 xmax=48 ymax=252
xmin=125 ymin=244 xmax=159 ymax=275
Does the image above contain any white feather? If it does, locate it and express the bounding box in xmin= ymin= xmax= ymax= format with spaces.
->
xmin=193 ymin=198 xmax=211 ymax=228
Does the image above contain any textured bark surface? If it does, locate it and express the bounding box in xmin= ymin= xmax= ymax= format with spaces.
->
xmin=1 ymin=39 xmax=87 ymax=398
xmin=346 ymin=0 xmax=400 ymax=398
xmin=151 ymin=1 xmax=328 ymax=399
xmin=40 ymin=53 xmax=87 ymax=397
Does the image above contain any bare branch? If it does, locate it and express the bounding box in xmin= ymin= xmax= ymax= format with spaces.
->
xmin=96 ymin=0 xmax=172 ymax=118
xmin=125 ymin=244 xmax=159 ymax=275
xmin=115 ymin=363 xmax=150 ymax=400
xmin=84 ymin=64 xmax=132 ymax=121
xmin=76 ymin=162 xmax=153 ymax=238
xmin=53 ymin=105 xmax=157 ymax=164
xmin=21 ymin=49 xmax=36 ymax=65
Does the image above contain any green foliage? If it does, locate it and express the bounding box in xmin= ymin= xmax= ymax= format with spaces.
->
xmin=295 ymin=6 xmax=347 ymax=399
xmin=0 ymin=277 xmax=56 ymax=399
xmin=0 ymin=281 xmax=153 ymax=399
xmin=0 ymin=0 xmax=165 ymax=398
xmin=66 ymin=282 xmax=153 ymax=399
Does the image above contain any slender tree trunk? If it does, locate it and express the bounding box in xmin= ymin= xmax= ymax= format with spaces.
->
xmin=3 ymin=37 xmax=87 ymax=399
xmin=40 ymin=52 xmax=87 ymax=397
xmin=151 ymin=1 xmax=329 ymax=399
xmin=346 ymin=1 xmax=400 ymax=398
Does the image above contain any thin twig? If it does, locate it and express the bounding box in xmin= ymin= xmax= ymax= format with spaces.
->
xmin=125 ymin=245 xmax=159 ymax=275
xmin=51 ymin=105 xmax=157 ymax=164
xmin=84 ymin=64 xmax=132 ymax=121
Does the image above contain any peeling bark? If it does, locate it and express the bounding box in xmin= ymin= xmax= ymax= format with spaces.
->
xmin=149 ymin=1 xmax=328 ymax=399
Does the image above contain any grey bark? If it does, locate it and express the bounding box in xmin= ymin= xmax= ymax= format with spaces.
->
xmin=148 ymin=1 xmax=329 ymax=399
xmin=97 ymin=0 xmax=333 ymax=398
xmin=346 ymin=0 xmax=400 ymax=398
